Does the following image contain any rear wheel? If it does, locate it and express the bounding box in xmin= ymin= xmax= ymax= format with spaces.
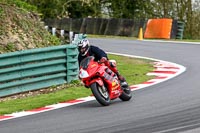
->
xmin=119 ymin=82 xmax=132 ymax=101
xmin=90 ymin=82 xmax=110 ymax=106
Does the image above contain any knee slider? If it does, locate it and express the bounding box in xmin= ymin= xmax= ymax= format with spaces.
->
xmin=109 ymin=60 xmax=116 ymax=67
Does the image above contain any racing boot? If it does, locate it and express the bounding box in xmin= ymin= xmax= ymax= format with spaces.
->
xmin=115 ymin=72 xmax=125 ymax=81
xmin=118 ymin=75 xmax=125 ymax=82
xmin=115 ymin=72 xmax=129 ymax=88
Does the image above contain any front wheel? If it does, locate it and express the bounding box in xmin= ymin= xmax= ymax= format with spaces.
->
xmin=119 ymin=83 xmax=132 ymax=101
xmin=90 ymin=82 xmax=110 ymax=106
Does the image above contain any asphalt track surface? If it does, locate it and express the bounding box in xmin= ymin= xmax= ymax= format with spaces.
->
xmin=1 ymin=38 xmax=200 ymax=133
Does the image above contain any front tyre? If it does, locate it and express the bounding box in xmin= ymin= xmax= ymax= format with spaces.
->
xmin=90 ymin=82 xmax=110 ymax=106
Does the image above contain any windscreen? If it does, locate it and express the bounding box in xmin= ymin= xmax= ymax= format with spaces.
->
xmin=80 ymin=56 xmax=94 ymax=69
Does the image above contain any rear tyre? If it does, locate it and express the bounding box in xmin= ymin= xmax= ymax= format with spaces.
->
xmin=90 ymin=82 xmax=110 ymax=106
xmin=119 ymin=83 xmax=132 ymax=101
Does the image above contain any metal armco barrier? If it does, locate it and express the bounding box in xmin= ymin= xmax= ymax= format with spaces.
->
xmin=0 ymin=44 xmax=79 ymax=97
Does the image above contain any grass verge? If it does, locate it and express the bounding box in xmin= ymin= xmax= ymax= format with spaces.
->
xmin=0 ymin=54 xmax=155 ymax=115
xmin=88 ymin=34 xmax=200 ymax=42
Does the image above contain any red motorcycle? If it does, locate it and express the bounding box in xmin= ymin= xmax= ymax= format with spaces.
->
xmin=79 ymin=56 xmax=132 ymax=106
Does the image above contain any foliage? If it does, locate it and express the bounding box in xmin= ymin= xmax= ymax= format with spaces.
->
xmin=22 ymin=0 xmax=103 ymax=18
xmin=21 ymin=0 xmax=199 ymax=39
xmin=0 ymin=1 xmax=61 ymax=53
xmin=0 ymin=0 xmax=37 ymax=12
xmin=102 ymin=0 xmax=142 ymax=18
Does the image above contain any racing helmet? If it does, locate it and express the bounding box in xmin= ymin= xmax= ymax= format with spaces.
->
xmin=78 ymin=39 xmax=90 ymax=56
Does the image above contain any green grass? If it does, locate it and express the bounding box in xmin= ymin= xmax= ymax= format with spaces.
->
xmin=88 ymin=34 xmax=200 ymax=42
xmin=108 ymin=54 xmax=154 ymax=85
xmin=0 ymin=87 xmax=91 ymax=115
xmin=0 ymin=54 xmax=155 ymax=115
xmin=88 ymin=34 xmax=138 ymax=40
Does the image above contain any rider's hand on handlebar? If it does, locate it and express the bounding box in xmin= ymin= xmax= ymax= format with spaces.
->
xmin=99 ymin=57 xmax=107 ymax=63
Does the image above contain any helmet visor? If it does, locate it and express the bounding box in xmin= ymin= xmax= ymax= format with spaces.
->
xmin=78 ymin=46 xmax=86 ymax=54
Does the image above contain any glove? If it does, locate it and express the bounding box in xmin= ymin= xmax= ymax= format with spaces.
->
xmin=100 ymin=57 xmax=107 ymax=63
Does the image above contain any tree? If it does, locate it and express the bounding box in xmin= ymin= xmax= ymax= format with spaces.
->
xmin=21 ymin=0 xmax=199 ymax=39
xmin=22 ymin=0 xmax=103 ymax=18
xmin=103 ymin=0 xmax=147 ymax=19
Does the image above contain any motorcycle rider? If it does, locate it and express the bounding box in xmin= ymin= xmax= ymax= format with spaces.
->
xmin=77 ymin=38 xmax=126 ymax=83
